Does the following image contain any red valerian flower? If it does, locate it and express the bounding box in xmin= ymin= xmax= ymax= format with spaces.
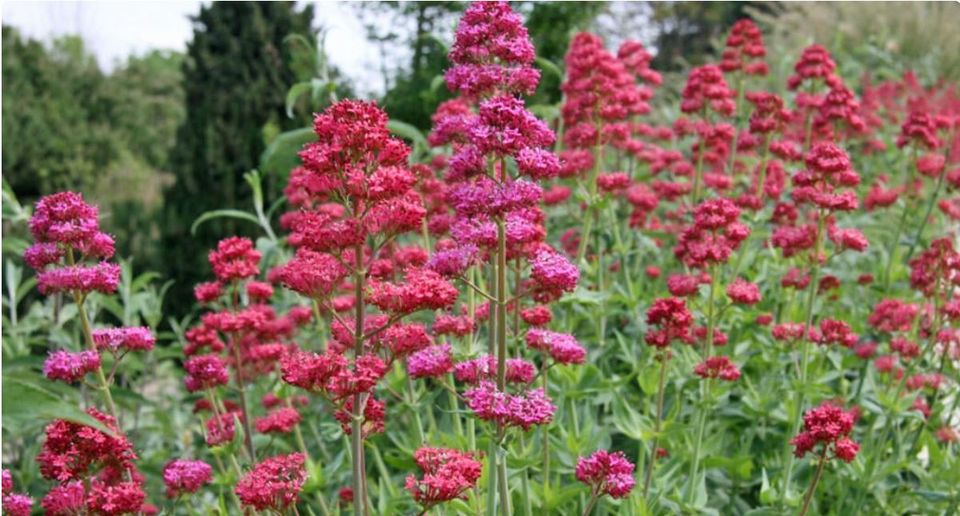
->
xmin=720 ymin=19 xmax=767 ymax=75
xmin=407 ymin=345 xmax=455 ymax=379
xmin=694 ymin=356 xmax=741 ymax=381
xmin=235 ymin=453 xmax=306 ymax=512
xmin=868 ymin=299 xmax=919 ymax=332
xmin=453 ymin=356 xmax=536 ymax=385
xmin=645 ymin=297 xmax=694 ymax=347
xmin=183 ymin=355 xmax=230 ymax=392
xmin=463 ymin=381 xmax=555 ymax=430
xmin=681 ymin=64 xmax=735 ymax=116
xmin=92 ymin=327 xmax=155 ymax=353
xmin=526 ymin=329 xmax=586 ymax=364
xmin=37 ymin=408 xmax=136 ymax=483
xmin=208 ymin=237 xmax=260 ymax=282
xmin=162 ymin=459 xmax=212 ymax=498
xmin=37 ymin=262 xmax=121 ymax=295
xmin=575 ymin=450 xmax=636 ymax=499
xmin=787 ymin=44 xmax=839 ymax=91
xmin=254 ymin=407 xmax=302 ymax=435
xmin=43 ymin=350 xmax=101 ymax=384
xmin=726 ymin=278 xmax=761 ymax=305
xmin=790 ymin=401 xmax=859 ymax=462
xmin=405 ymin=447 xmax=483 ymax=510
xmin=334 ymin=396 xmax=386 ymax=437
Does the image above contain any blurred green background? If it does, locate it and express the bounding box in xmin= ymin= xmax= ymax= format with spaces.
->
xmin=3 ymin=1 xmax=958 ymax=314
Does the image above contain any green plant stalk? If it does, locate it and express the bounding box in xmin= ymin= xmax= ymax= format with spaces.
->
xmin=576 ymin=127 xmax=604 ymax=265
xmin=495 ymin=212 xmax=512 ymax=516
xmin=351 ymin=243 xmax=367 ymax=516
xmin=780 ymin=214 xmax=825 ymax=506
xmin=65 ymin=248 xmax=119 ymax=420
xmin=581 ymin=492 xmax=599 ymax=516
xmin=643 ymin=355 xmax=669 ymax=496
xmin=686 ymin=265 xmax=719 ymax=504
xmin=406 ymin=374 xmax=426 ymax=446
xmin=798 ymin=446 xmax=828 ymax=516
xmin=73 ymin=291 xmax=119 ymax=419
xmin=904 ymin=153 xmax=949 ymax=263
xmin=726 ymin=73 xmax=746 ymax=176
xmin=230 ymin=341 xmax=257 ymax=461
xmin=882 ymin=146 xmax=917 ymax=293
xmin=691 ymin=107 xmax=709 ymax=205
xmin=542 ymin=366 xmax=550 ymax=493
xmin=447 ymin=373 xmax=464 ymax=436
xmin=486 ymin=438 xmax=499 ymax=516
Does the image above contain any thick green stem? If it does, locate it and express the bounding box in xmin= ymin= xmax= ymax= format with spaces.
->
xmin=798 ymin=447 xmax=828 ymax=516
xmin=73 ymin=292 xmax=119 ymax=419
xmin=351 ymin=243 xmax=367 ymax=516
xmin=781 ymin=214 xmax=825 ymax=506
xmin=686 ymin=266 xmax=719 ymax=503
xmin=882 ymin=146 xmax=917 ymax=293
xmin=486 ymin=439 xmax=499 ymax=516
xmin=905 ymin=159 xmax=948 ymax=262
xmin=576 ymin=127 xmax=604 ymax=265
xmin=643 ymin=355 xmax=669 ymax=496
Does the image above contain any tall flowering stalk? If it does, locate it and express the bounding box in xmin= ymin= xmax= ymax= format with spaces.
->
xmin=24 ymin=192 xmax=156 ymax=514
xmin=774 ymin=141 xmax=868 ymax=502
xmin=277 ymin=99 xmax=458 ymax=515
xmin=440 ymin=2 xmax=578 ymax=513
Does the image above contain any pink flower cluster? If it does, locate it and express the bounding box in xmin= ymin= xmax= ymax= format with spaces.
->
xmin=162 ymin=459 xmax=212 ymax=498
xmin=463 ymin=381 xmax=555 ymax=430
xmin=43 ymin=350 xmax=101 ymax=384
xmin=791 ymin=402 xmax=860 ymax=463
xmin=404 ymin=447 xmax=483 ymax=510
xmin=575 ymin=450 xmax=636 ymax=499
xmin=235 ymin=453 xmax=306 ymax=512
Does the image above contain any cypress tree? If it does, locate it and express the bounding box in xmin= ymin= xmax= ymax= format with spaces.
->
xmin=162 ymin=2 xmax=313 ymax=311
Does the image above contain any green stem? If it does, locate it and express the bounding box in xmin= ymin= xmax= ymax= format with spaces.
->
xmin=904 ymin=159 xmax=948 ymax=263
xmin=643 ymin=355 xmax=669 ymax=496
xmin=486 ymin=438 xmax=499 ymax=516
xmin=576 ymin=127 xmax=604 ymax=265
xmin=351 ymin=243 xmax=367 ymax=516
xmin=882 ymin=146 xmax=917 ymax=293
xmin=798 ymin=446 xmax=828 ymax=516
xmin=686 ymin=266 xmax=719 ymax=504
xmin=781 ymin=213 xmax=825 ymax=506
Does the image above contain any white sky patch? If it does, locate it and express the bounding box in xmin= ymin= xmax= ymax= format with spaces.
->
xmin=0 ymin=0 xmax=386 ymax=95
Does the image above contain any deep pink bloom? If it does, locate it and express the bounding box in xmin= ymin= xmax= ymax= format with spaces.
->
xmin=163 ymin=459 xmax=213 ymax=498
xmin=526 ymin=329 xmax=586 ymax=365
xmin=255 ymin=407 xmax=302 ymax=435
xmin=367 ymin=268 xmax=458 ymax=314
xmin=694 ymin=356 xmax=741 ymax=381
xmin=408 ymin=345 xmax=454 ymax=379
xmin=463 ymin=381 xmax=554 ymax=430
xmin=404 ymin=447 xmax=483 ymax=510
xmin=645 ymin=297 xmax=693 ymax=347
xmin=37 ymin=408 xmax=136 ymax=482
xmin=453 ymin=356 xmax=536 ymax=385
xmin=183 ymin=355 xmax=230 ymax=392
xmin=235 ymin=453 xmax=306 ymax=511
xmin=273 ymin=248 xmax=347 ymax=299
xmin=384 ymin=323 xmax=433 ymax=357
xmin=209 ymin=237 xmax=261 ymax=282
xmin=43 ymin=350 xmax=101 ymax=383
xmin=791 ymin=401 xmax=858 ymax=463
xmin=530 ymin=249 xmax=579 ymax=295
xmin=575 ymin=450 xmax=636 ymax=499
xmin=193 ymin=281 xmax=222 ymax=303
xmin=37 ymin=262 xmax=120 ymax=295
xmin=726 ymin=278 xmax=761 ymax=304
xmin=92 ymin=327 xmax=155 ymax=353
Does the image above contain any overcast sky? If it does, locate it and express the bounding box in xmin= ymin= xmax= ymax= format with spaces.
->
xmin=0 ymin=1 xmax=386 ymax=95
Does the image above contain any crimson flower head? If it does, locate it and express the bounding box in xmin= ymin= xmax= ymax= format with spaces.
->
xmin=183 ymin=355 xmax=230 ymax=392
xmin=235 ymin=453 xmax=306 ymax=512
xmin=43 ymin=350 xmax=101 ymax=384
xmin=92 ymin=327 xmax=155 ymax=353
xmin=681 ymin=64 xmax=735 ymax=117
xmin=463 ymin=381 xmax=555 ymax=431
xmin=791 ymin=142 xmax=860 ymax=212
xmin=720 ymin=19 xmax=767 ymax=75
xmin=617 ymin=39 xmax=662 ymax=86
xmin=791 ymin=401 xmax=859 ymax=463
xmin=726 ymin=278 xmax=761 ymax=305
xmin=37 ymin=408 xmax=137 ymax=483
xmin=908 ymin=237 xmax=960 ymax=298
xmin=254 ymin=407 xmax=302 ymax=435
xmin=645 ymin=297 xmax=694 ymax=348
xmin=445 ymin=1 xmax=539 ymax=98
xmin=407 ymin=344 xmax=454 ymax=379
xmin=163 ymin=459 xmax=212 ymax=498
xmin=694 ymin=356 xmax=741 ymax=381
xmin=897 ymin=111 xmax=941 ymax=150
xmin=453 ymin=355 xmax=536 ymax=385
xmin=575 ymin=450 xmax=636 ymax=499
xmin=562 ymin=32 xmax=650 ymax=152
xmin=526 ymin=329 xmax=586 ymax=365
xmin=674 ymin=198 xmax=749 ymax=268
xmin=405 ymin=447 xmax=483 ymax=510
xmin=208 ymin=237 xmax=260 ymax=282
xmin=787 ymin=44 xmax=839 ymax=90
xmin=746 ymin=92 xmax=790 ymax=136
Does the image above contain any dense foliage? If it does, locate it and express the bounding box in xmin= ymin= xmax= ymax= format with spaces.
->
xmin=3 ymin=2 xmax=959 ymax=516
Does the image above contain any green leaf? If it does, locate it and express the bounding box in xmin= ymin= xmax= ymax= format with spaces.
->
xmin=259 ymin=126 xmax=314 ymax=176
xmin=430 ymin=74 xmax=446 ymax=95
xmin=535 ymin=57 xmax=563 ymax=81
xmin=190 ymin=209 xmax=260 ymax=235
xmin=386 ymin=119 xmax=427 ymax=148
xmin=285 ymin=81 xmax=312 ymax=118
xmin=2 ymin=374 xmax=115 ymax=435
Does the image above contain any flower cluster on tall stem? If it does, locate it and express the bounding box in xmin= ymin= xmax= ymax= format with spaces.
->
xmin=437 ymin=2 xmax=580 ymax=513
xmin=24 ymin=192 xmax=159 ymax=514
